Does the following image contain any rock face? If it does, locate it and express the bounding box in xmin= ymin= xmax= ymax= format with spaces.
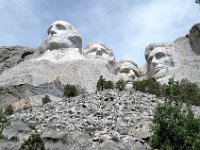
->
xmin=143 ymin=27 xmax=200 ymax=86
xmin=0 ymin=46 xmax=34 ymax=73
xmin=0 ymin=59 xmax=116 ymax=92
xmin=0 ymin=21 xmax=117 ymax=107
xmin=189 ymin=23 xmax=200 ymax=55
xmin=0 ymin=80 xmax=64 ymax=108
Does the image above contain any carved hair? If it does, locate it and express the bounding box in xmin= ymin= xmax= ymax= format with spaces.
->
xmin=145 ymin=44 xmax=174 ymax=61
xmin=117 ymin=60 xmax=138 ymax=68
xmin=83 ymin=43 xmax=114 ymax=57
xmin=116 ymin=60 xmax=141 ymax=77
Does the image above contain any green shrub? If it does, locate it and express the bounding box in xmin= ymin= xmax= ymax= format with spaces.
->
xmin=4 ymin=104 xmax=14 ymax=115
xmin=0 ymin=108 xmax=10 ymax=139
xmin=19 ymin=133 xmax=45 ymax=150
xmin=133 ymin=78 xmax=164 ymax=96
xmin=96 ymin=76 xmax=114 ymax=91
xmin=63 ymin=84 xmax=78 ymax=98
xmin=179 ymin=79 xmax=200 ymax=106
xmin=150 ymin=78 xmax=200 ymax=150
xmin=104 ymin=80 xmax=114 ymax=90
xmin=42 ymin=95 xmax=51 ymax=105
xmin=115 ymin=79 xmax=126 ymax=91
xmin=96 ymin=75 xmax=105 ymax=91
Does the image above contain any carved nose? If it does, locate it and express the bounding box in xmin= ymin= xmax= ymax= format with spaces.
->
xmin=128 ymin=70 xmax=135 ymax=79
xmin=151 ymin=58 xmax=159 ymax=67
xmin=49 ymin=29 xmax=56 ymax=35
xmin=96 ymin=50 xmax=103 ymax=56
xmin=49 ymin=26 xmax=57 ymax=35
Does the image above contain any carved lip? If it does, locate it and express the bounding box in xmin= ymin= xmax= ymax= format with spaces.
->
xmin=153 ymin=67 xmax=164 ymax=73
xmin=51 ymin=35 xmax=58 ymax=38
xmin=126 ymin=80 xmax=133 ymax=84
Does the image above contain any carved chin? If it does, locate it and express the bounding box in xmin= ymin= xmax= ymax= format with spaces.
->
xmin=153 ymin=69 xmax=167 ymax=79
xmin=125 ymin=83 xmax=133 ymax=89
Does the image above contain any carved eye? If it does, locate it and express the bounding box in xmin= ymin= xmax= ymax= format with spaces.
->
xmin=120 ymin=68 xmax=129 ymax=73
xmin=101 ymin=49 xmax=108 ymax=54
xmin=56 ymin=24 xmax=65 ymax=30
xmin=148 ymin=56 xmax=153 ymax=63
xmin=156 ymin=52 xmax=166 ymax=59
xmin=89 ymin=48 xmax=98 ymax=53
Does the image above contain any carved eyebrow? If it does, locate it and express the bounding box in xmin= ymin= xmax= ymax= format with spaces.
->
xmin=120 ymin=68 xmax=130 ymax=72
xmin=56 ymin=24 xmax=66 ymax=30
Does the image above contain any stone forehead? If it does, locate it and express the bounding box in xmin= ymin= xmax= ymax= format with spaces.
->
xmin=47 ymin=20 xmax=78 ymax=34
xmin=85 ymin=43 xmax=110 ymax=50
xmin=148 ymin=47 xmax=169 ymax=57
xmin=117 ymin=60 xmax=138 ymax=68
xmin=84 ymin=43 xmax=114 ymax=54
xmin=51 ymin=21 xmax=72 ymax=27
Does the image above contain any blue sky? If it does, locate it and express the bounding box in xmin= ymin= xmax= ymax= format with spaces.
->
xmin=0 ymin=0 xmax=199 ymax=65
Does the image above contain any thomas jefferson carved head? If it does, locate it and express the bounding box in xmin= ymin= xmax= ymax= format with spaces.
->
xmin=145 ymin=46 xmax=174 ymax=79
xmin=83 ymin=43 xmax=115 ymax=61
xmin=41 ymin=21 xmax=82 ymax=51
xmin=116 ymin=60 xmax=140 ymax=89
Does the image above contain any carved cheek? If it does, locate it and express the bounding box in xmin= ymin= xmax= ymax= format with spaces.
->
xmin=163 ymin=57 xmax=173 ymax=66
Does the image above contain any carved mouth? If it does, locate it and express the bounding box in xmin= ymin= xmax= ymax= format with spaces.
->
xmin=126 ymin=80 xmax=133 ymax=84
xmin=153 ymin=67 xmax=164 ymax=73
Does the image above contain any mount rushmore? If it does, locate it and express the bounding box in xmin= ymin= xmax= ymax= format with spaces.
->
xmin=0 ymin=21 xmax=200 ymax=149
xmin=0 ymin=20 xmax=200 ymax=107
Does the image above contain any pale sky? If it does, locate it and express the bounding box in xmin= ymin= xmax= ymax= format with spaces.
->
xmin=0 ymin=0 xmax=199 ymax=65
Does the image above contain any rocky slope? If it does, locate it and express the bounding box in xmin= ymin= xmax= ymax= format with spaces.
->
xmin=1 ymin=90 xmax=200 ymax=150
xmin=0 ymin=90 xmax=160 ymax=150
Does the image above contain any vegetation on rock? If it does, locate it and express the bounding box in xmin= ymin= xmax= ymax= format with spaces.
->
xmin=63 ymin=84 xmax=78 ymax=98
xmin=150 ymin=78 xmax=200 ymax=150
xmin=42 ymin=95 xmax=51 ymax=104
xmin=96 ymin=75 xmax=114 ymax=91
xmin=104 ymin=80 xmax=114 ymax=90
xmin=0 ymin=108 xmax=10 ymax=139
xmin=133 ymin=78 xmax=164 ymax=97
xmin=19 ymin=133 xmax=45 ymax=150
xmin=4 ymin=104 xmax=14 ymax=115
xmin=115 ymin=79 xmax=126 ymax=91
xmin=133 ymin=78 xmax=200 ymax=106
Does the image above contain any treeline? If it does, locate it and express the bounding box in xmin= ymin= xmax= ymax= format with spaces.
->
xmin=133 ymin=78 xmax=200 ymax=106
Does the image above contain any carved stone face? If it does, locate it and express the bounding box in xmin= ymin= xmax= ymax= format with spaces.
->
xmin=83 ymin=43 xmax=115 ymax=61
xmin=47 ymin=21 xmax=82 ymax=50
xmin=147 ymin=47 xmax=174 ymax=79
xmin=117 ymin=61 xmax=140 ymax=89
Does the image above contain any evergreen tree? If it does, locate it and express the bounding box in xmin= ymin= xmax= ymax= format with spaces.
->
xmin=42 ymin=95 xmax=51 ymax=104
xmin=150 ymin=78 xmax=200 ymax=149
xmin=96 ymin=75 xmax=106 ymax=91
xmin=115 ymin=79 xmax=126 ymax=91
xmin=63 ymin=84 xmax=78 ymax=98
xmin=0 ymin=108 xmax=10 ymax=139
xmin=104 ymin=80 xmax=114 ymax=90
xmin=19 ymin=133 xmax=45 ymax=150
